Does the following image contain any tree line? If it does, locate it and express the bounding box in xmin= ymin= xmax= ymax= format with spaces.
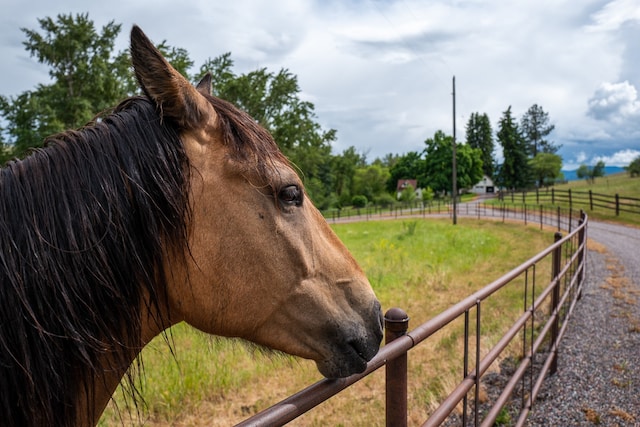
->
xmin=1 ymin=13 xmax=567 ymax=210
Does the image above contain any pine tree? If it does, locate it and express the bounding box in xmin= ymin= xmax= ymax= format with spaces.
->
xmin=520 ymin=104 xmax=557 ymax=156
xmin=496 ymin=107 xmax=530 ymax=190
xmin=465 ymin=112 xmax=494 ymax=178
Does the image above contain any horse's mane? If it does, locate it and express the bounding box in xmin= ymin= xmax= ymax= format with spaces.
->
xmin=0 ymin=96 xmax=190 ymax=425
xmin=0 ymin=92 xmax=284 ymax=426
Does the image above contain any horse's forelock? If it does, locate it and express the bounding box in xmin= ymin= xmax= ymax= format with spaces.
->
xmin=205 ymin=95 xmax=290 ymax=185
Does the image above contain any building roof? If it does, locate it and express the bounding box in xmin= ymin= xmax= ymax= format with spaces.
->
xmin=396 ymin=179 xmax=418 ymax=192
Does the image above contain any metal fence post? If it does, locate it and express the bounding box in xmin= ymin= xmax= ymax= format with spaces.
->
xmin=385 ymin=308 xmax=409 ymax=427
xmin=577 ymin=210 xmax=586 ymax=300
xmin=550 ymin=232 xmax=562 ymax=375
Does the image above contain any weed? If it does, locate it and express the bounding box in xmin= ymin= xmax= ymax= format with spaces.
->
xmin=401 ymin=220 xmax=419 ymax=237
xmin=494 ymin=406 xmax=511 ymax=426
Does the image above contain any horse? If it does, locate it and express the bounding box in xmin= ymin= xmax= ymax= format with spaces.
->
xmin=0 ymin=26 xmax=383 ymax=426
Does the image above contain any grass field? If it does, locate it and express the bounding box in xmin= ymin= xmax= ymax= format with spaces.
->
xmin=99 ymin=217 xmax=554 ymax=426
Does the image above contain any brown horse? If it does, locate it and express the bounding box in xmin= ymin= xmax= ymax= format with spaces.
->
xmin=0 ymin=26 xmax=382 ymax=426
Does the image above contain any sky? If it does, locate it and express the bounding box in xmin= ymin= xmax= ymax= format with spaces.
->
xmin=1 ymin=0 xmax=639 ymax=170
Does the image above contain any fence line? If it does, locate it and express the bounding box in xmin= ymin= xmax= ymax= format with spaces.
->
xmin=327 ymin=200 xmax=579 ymax=234
xmin=237 ymin=209 xmax=588 ymax=426
xmin=499 ymin=188 xmax=640 ymax=216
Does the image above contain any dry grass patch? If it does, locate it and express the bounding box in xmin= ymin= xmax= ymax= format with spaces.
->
xmin=609 ymin=407 xmax=635 ymax=422
xmin=582 ymin=406 xmax=601 ymax=424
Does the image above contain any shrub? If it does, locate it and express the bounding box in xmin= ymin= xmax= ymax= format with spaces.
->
xmin=351 ymin=195 xmax=368 ymax=208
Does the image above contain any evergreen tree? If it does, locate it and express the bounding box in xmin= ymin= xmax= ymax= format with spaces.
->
xmin=520 ymin=104 xmax=557 ymax=156
xmin=465 ymin=112 xmax=494 ymax=178
xmin=496 ymin=107 xmax=530 ymax=190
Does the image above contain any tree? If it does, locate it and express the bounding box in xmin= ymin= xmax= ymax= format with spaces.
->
xmin=465 ymin=112 xmax=494 ymax=178
xmin=329 ymin=146 xmax=366 ymax=206
xmin=1 ymin=13 xmax=134 ymax=160
xmin=626 ymin=155 xmax=640 ymax=177
xmin=423 ymin=130 xmax=483 ymax=195
xmin=353 ymin=163 xmax=391 ymax=204
xmin=21 ymin=13 xmax=133 ymax=129
xmin=399 ymin=184 xmax=416 ymax=203
xmin=387 ymin=151 xmax=425 ymax=193
xmin=456 ymin=144 xmax=484 ymax=190
xmin=576 ymin=161 xmax=605 ymax=183
xmin=199 ymin=54 xmax=336 ymax=203
xmin=529 ymin=152 xmax=563 ymax=187
xmin=520 ymin=104 xmax=558 ymax=156
xmin=496 ymin=106 xmax=530 ymax=190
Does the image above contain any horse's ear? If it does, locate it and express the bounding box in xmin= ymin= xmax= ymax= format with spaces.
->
xmin=130 ymin=25 xmax=215 ymax=129
xmin=196 ymin=74 xmax=212 ymax=96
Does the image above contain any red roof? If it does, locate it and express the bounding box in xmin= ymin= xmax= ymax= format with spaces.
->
xmin=396 ymin=179 xmax=418 ymax=192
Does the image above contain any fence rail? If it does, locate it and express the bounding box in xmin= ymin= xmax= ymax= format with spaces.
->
xmin=237 ymin=209 xmax=588 ymax=426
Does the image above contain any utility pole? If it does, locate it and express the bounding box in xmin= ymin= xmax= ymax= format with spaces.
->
xmin=452 ymin=76 xmax=457 ymax=225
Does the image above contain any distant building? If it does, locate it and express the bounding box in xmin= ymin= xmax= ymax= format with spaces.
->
xmin=470 ymin=175 xmax=495 ymax=194
xmin=396 ymin=179 xmax=423 ymax=200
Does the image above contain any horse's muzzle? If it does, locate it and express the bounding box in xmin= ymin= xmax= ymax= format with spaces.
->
xmin=316 ymin=300 xmax=383 ymax=379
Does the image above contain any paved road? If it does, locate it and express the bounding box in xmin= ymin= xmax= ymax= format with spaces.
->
xmin=587 ymin=220 xmax=640 ymax=285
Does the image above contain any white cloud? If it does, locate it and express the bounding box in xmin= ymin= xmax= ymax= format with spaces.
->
xmin=564 ymin=149 xmax=640 ymax=170
xmin=0 ymin=0 xmax=638 ymax=166
xmin=594 ymin=149 xmax=640 ymax=167
xmin=576 ymin=151 xmax=587 ymax=163
xmin=587 ymin=81 xmax=640 ymax=122
xmin=586 ymin=0 xmax=640 ymax=32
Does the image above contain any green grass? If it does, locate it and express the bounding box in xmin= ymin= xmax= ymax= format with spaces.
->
xmin=99 ymin=218 xmax=553 ymax=425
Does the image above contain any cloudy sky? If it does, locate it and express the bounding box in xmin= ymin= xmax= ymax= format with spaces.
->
xmin=1 ymin=0 xmax=639 ymax=169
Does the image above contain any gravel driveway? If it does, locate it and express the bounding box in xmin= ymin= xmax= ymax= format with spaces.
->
xmin=526 ymin=220 xmax=640 ymax=426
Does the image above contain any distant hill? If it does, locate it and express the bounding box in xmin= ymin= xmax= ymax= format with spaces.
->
xmin=562 ymin=166 xmax=625 ymax=182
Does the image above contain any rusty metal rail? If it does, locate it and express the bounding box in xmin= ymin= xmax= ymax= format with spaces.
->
xmin=237 ymin=210 xmax=588 ymax=426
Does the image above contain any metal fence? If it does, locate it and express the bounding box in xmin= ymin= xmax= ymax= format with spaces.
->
xmin=329 ymin=199 xmax=581 ymax=234
xmin=237 ymin=209 xmax=588 ymax=426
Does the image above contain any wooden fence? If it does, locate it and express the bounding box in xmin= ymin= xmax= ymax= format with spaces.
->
xmin=499 ymin=188 xmax=640 ymax=216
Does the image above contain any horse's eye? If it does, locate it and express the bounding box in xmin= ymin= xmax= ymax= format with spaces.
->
xmin=278 ymin=185 xmax=303 ymax=207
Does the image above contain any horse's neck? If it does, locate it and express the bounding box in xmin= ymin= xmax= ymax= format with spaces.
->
xmin=85 ymin=292 xmax=172 ymax=425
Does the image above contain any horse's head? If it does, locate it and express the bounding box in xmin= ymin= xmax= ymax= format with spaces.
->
xmin=130 ymin=26 xmax=382 ymax=378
